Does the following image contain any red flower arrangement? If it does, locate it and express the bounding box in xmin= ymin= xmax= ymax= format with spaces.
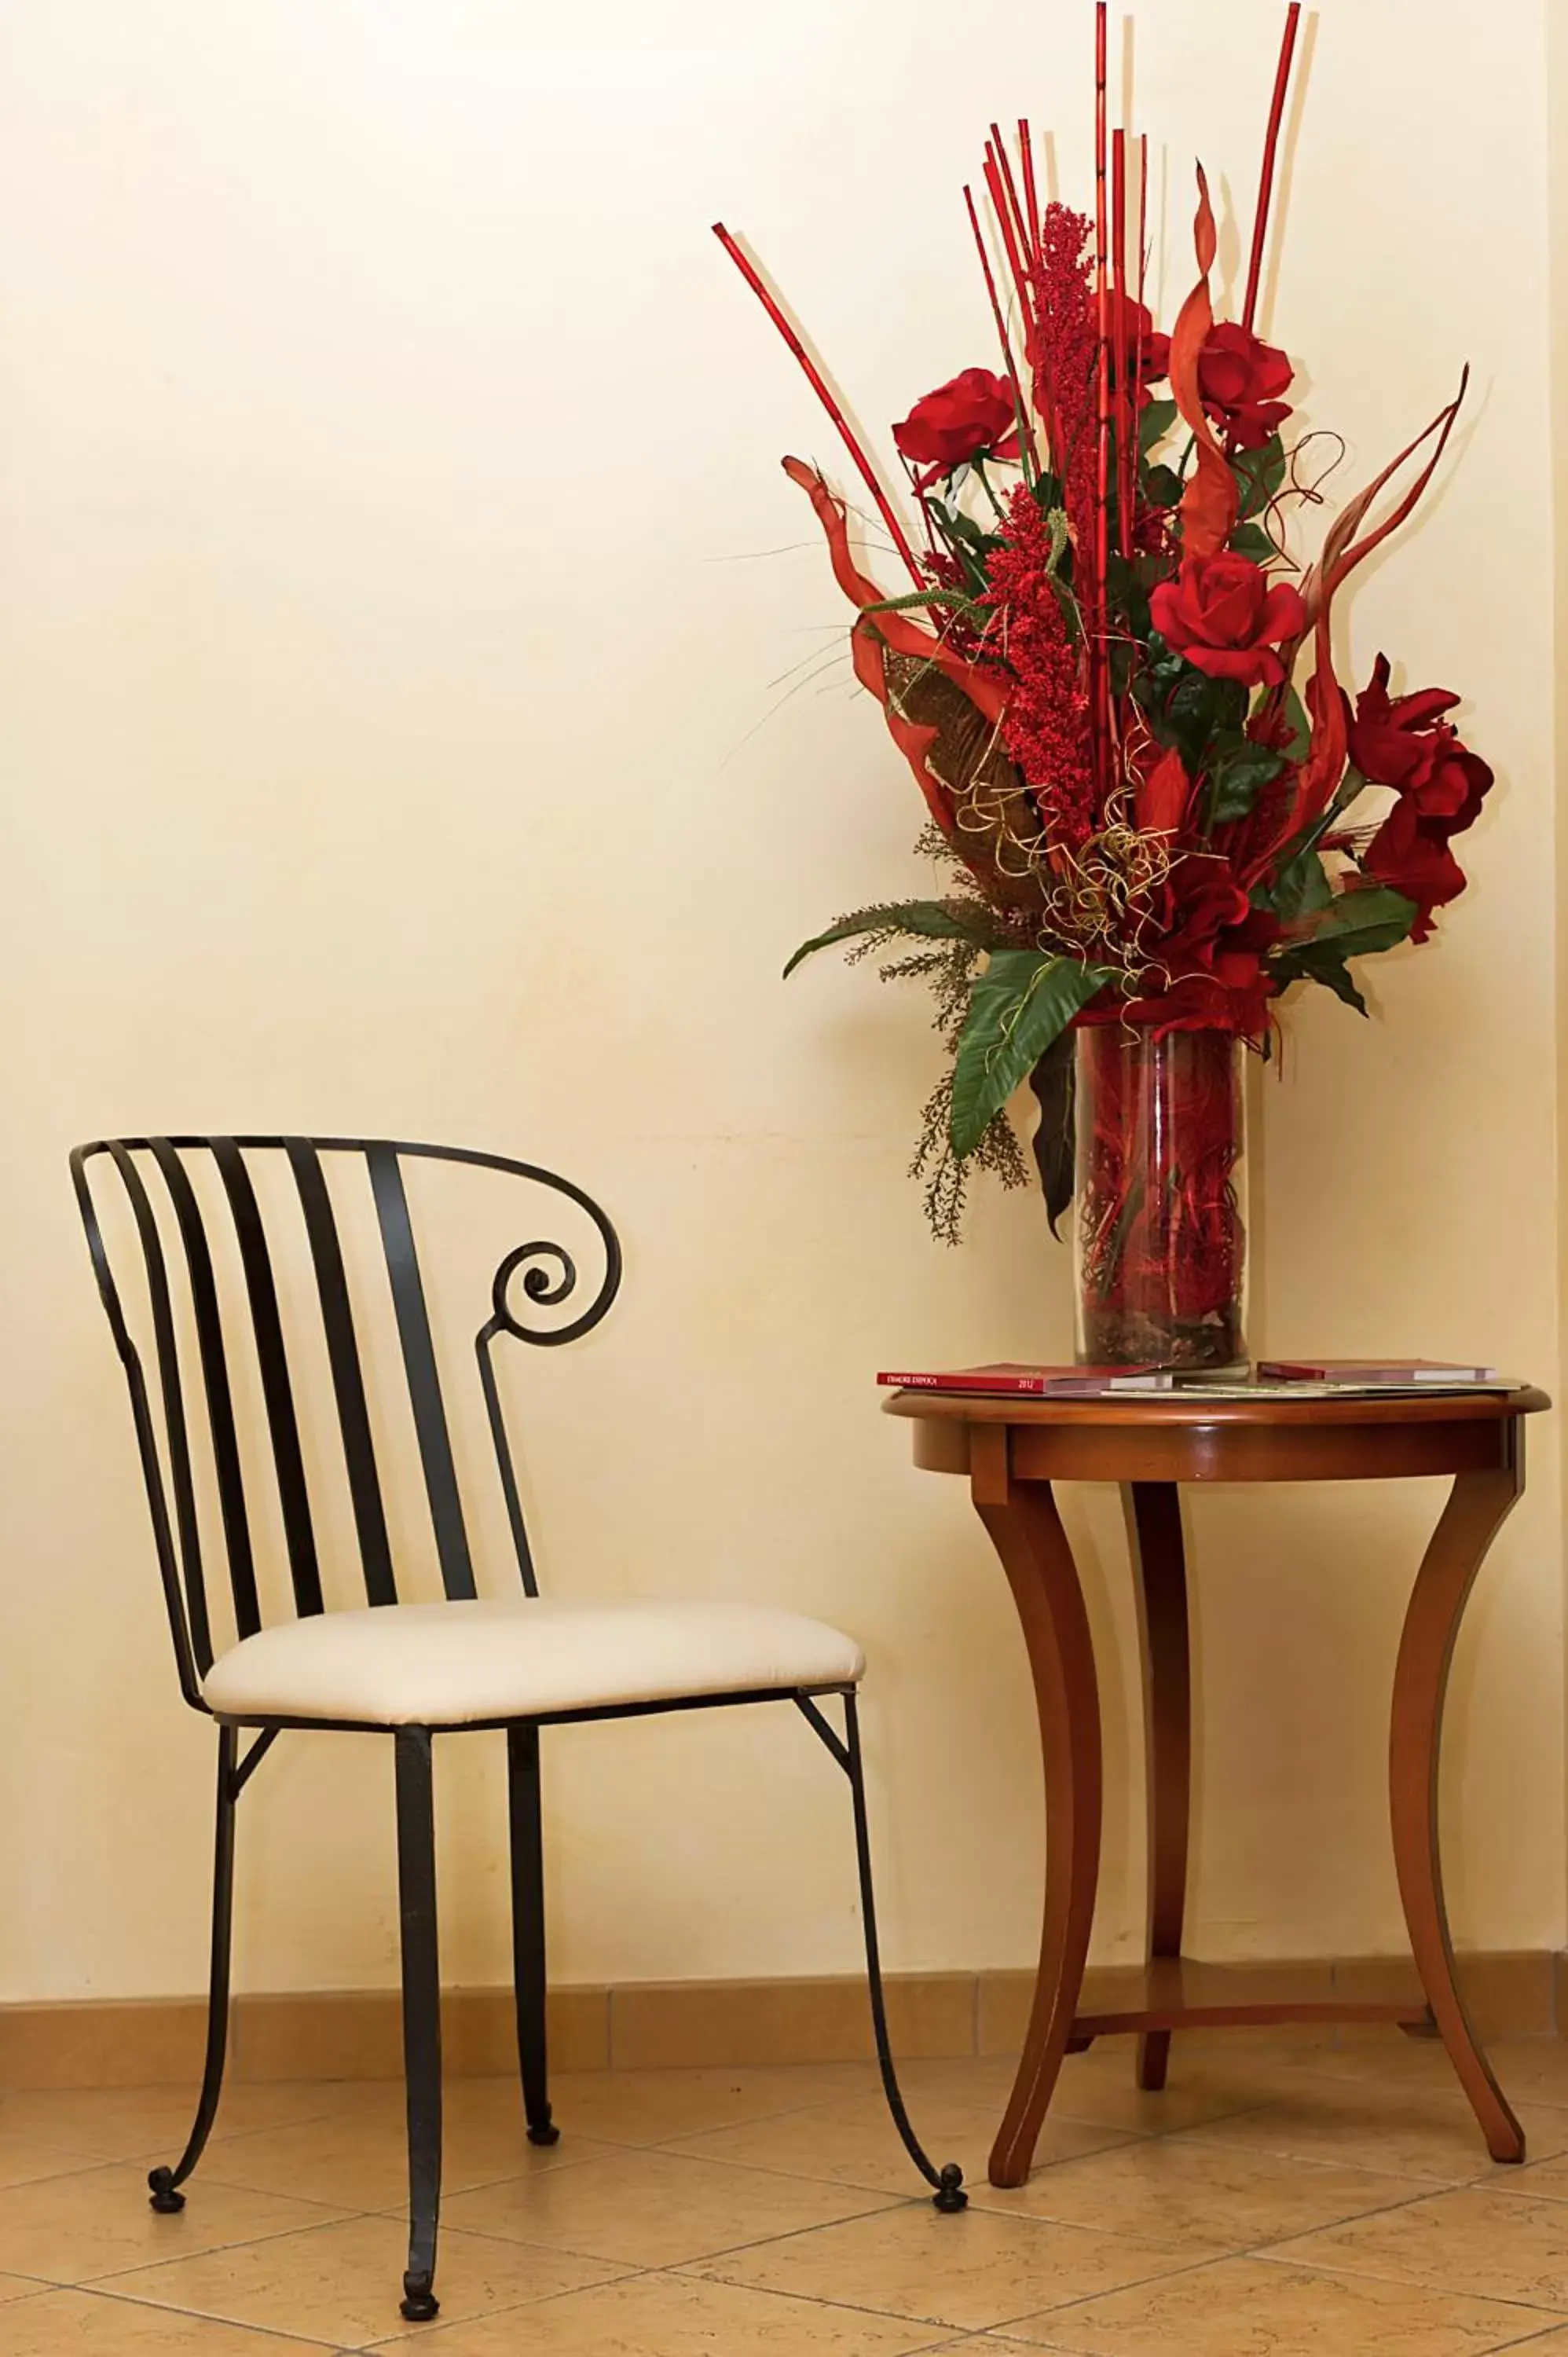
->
xmin=716 ymin=4 xmax=1491 ymax=1264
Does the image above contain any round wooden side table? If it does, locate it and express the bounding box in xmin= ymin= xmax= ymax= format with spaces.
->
xmin=885 ymin=1384 xmax=1551 ymax=2189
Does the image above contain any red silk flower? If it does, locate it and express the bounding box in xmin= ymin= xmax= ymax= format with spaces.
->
xmin=1350 ymin=654 xmax=1492 ymax=939
xmin=1149 ymin=552 xmax=1307 ymax=687
xmin=892 ymin=367 xmax=1019 ymax=486
xmin=1349 ymin=654 xmax=1490 ymax=822
xmin=1196 ymin=322 xmax=1293 ymax=449
xmin=1105 ymin=292 xmax=1171 ymax=394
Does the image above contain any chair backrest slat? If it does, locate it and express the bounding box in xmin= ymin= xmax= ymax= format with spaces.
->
xmin=366 ymin=1142 xmax=478 ymax=1601
xmin=148 ymin=1137 xmax=263 ymax=1640
xmin=96 ymin=1142 xmax=212 ymax=1688
xmin=284 ymin=1135 xmax=397 ymax=1607
xmin=210 ymin=1138 xmax=325 ymax=1620
xmin=476 ymin=1321 xmax=540 ymax=1596
xmin=73 ymin=1133 xmax=622 ymax=1706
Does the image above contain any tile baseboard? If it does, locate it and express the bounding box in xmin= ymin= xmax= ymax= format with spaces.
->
xmin=0 ymin=1952 xmax=1555 ymax=2089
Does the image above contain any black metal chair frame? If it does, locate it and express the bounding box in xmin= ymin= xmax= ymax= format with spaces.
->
xmin=71 ymin=1134 xmax=964 ymax=2325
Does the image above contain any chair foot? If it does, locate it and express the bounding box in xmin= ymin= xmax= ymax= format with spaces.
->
xmin=400 ymin=2273 xmax=440 ymax=2322
xmin=526 ymin=2110 xmax=560 ymax=2147
xmin=147 ymin=2168 xmax=186 ymax=2215
xmin=932 ymin=2161 xmax=969 ymax=2214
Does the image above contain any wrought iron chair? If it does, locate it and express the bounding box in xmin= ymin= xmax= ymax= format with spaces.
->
xmin=71 ymin=1135 xmax=965 ymax=2323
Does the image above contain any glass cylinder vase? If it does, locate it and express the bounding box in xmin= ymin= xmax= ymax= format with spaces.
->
xmin=1073 ymin=1025 xmax=1247 ymax=1373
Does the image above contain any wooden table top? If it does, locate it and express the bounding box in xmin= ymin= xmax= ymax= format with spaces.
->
xmin=885 ymin=1384 xmax=1551 ymax=1484
xmin=883 ymin=1385 xmax=1551 ymax=1430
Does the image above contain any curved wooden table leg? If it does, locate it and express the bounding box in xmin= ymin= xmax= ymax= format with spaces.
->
xmin=971 ymin=1428 xmax=1102 ymax=2187
xmin=1390 ymin=1450 xmax=1526 ymax=2164
xmin=1127 ymin=1482 xmax=1190 ymax=2093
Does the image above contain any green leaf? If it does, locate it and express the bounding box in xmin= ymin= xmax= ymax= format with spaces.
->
xmin=1287 ymin=949 xmax=1370 ymax=1015
xmin=1143 ymin=463 xmax=1183 ymax=509
xmin=1273 ymin=889 xmax=1420 ymax=1009
xmin=1290 ymin=886 xmax=1418 ymax=961
xmin=1207 ymin=731 xmax=1288 ymax=826
xmin=783 ymin=900 xmax=1000 ymax=980
xmin=1233 ymin=434 xmax=1286 ymax=519
xmin=1139 ymin=398 xmax=1178 ymax=453
xmin=1259 ymin=839 xmax=1335 ymax=922
xmin=1136 ymin=629 xmax=1251 ymax=772
xmin=940 ymin=505 xmax=1003 ymax=560
xmin=1027 ymin=1030 xmax=1077 ymax=1239
xmin=1228 ymin=519 xmax=1274 ymax=560
xmin=1277 ymin=681 xmax=1311 ymax=761
xmin=949 ymin=952 xmax=1112 ymax=1159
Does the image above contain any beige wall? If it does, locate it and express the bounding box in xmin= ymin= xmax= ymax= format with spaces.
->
xmin=1 ymin=0 xmax=1562 ymax=2007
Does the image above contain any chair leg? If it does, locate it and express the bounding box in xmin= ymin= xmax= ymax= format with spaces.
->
xmin=148 ymin=1725 xmax=239 ymax=2213
xmin=395 ymin=1728 xmax=443 ymax=2323
xmin=843 ymin=1693 xmax=967 ymax=2214
xmin=507 ymin=1723 xmax=558 ymax=2146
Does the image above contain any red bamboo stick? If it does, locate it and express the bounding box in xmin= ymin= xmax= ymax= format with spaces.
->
xmin=1112 ymin=128 xmax=1131 ymax=560
xmin=1092 ymin=2 xmax=1112 ymax=802
xmin=712 ymin=223 xmax=923 ymax=585
xmin=983 ymin=147 xmax=1035 ymax=338
xmin=1137 ymin=133 xmax=1148 ymax=319
xmin=1018 ymin=119 xmax=1042 ymax=260
xmin=1243 ymin=3 xmax=1302 ymax=332
xmin=964 ymin=183 xmax=1031 ymax=470
xmin=988 ymin=124 xmax=1034 ymax=269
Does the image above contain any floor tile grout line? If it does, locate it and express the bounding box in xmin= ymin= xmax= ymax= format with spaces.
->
xmin=1497 ymin=2324 xmax=1568 ymax=2353
xmin=669 ymin=2241 xmax=1225 ymax=2339
xmin=1163 ymin=2117 xmax=1530 ymax=2190
xmin=1245 ymin=2239 xmax=1568 ymax=2316
xmin=79 ymin=2201 xmax=393 ymax=2291
xmin=71 ymin=2229 xmax=647 ymax=2352
xmin=419 ymin=2183 xmax=925 ymax=2279
xmin=615 ymin=2128 xmax=1139 ymax=2203
xmin=40 ymin=2275 xmax=355 ymax=2350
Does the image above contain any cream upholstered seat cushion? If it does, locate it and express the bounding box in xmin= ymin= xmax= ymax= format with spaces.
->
xmin=200 ymin=1596 xmax=866 ymax=1728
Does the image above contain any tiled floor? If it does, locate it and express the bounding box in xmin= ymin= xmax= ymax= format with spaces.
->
xmin=5 ymin=2034 xmax=1568 ymax=2351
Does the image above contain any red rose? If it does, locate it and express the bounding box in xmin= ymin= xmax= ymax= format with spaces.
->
xmin=1149 ymin=552 xmax=1307 ymax=687
xmin=1195 ymin=323 xmax=1293 ymax=450
xmin=892 ymin=368 xmax=1019 ymax=486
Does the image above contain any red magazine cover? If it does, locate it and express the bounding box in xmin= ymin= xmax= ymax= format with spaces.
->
xmin=877 ymin=1362 xmax=1173 ymax=1397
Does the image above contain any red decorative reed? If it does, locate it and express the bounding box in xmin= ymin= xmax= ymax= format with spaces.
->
xmin=711 ymin=223 xmax=923 ymax=585
xmin=983 ymin=146 xmax=1035 ymax=339
xmin=965 ymin=184 xmax=1031 ymax=467
xmin=1018 ymin=119 xmax=1042 ymax=258
xmin=1112 ymin=129 xmax=1131 ymax=560
xmin=1091 ymin=2 xmax=1113 ymax=794
xmin=988 ymin=126 xmax=1035 ymax=267
xmin=1243 ymin=3 xmax=1302 ymax=331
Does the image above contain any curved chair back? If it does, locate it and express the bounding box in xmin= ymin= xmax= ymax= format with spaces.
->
xmin=71 ymin=1136 xmax=621 ymax=1710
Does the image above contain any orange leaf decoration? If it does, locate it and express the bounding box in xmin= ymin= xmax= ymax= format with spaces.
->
xmin=1167 ymin=168 xmax=1239 ymax=562
xmin=784 ymin=459 xmax=1042 ymax=908
xmin=1247 ymin=372 xmax=1469 ymax=871
xmin=1136 ymin=744 xmax=1192 ymax=836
